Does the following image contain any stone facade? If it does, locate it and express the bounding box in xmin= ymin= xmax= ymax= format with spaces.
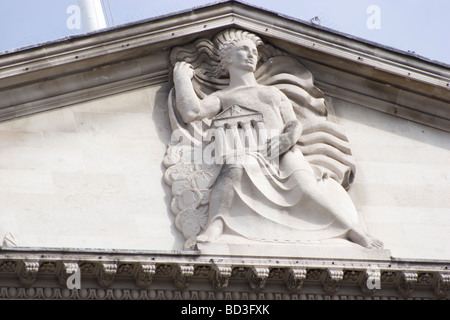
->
xmin=0 ymin=1 xmax=448 ymax=301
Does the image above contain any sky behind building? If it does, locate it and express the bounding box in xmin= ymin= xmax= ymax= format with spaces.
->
xmin=0 ymin=0 xmax=449 ymax=65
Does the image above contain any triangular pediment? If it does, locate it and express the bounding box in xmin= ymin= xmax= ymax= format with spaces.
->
xmin=0 ymin=1 xmax=449 ymax=301
xmin=0 ymin=0 xmax=448 ymax=132
xmin=215 ymin=105 xmax=261 ymax=119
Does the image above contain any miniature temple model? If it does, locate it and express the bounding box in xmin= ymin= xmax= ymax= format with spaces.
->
xmin=211 ymin=105 xmax=266 ymax=164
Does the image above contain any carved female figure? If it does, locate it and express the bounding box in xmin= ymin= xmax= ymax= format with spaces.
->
xmin=164 ymin=29 xmax=383 ymax=250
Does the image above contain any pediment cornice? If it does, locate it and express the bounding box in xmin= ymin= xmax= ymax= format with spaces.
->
xmin=0 ymin=247 xmax=449 ymax=299
xmin=0 ymin=0 xmax=449 ymax=130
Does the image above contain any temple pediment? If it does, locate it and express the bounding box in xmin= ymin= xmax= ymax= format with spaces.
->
xmin=0 ymin=1 xmax=448 ymax=131
xmin=0 ymin=1 xmax=449 ymax=302
xmin=212 ymin=105 xmax=263 ymax=125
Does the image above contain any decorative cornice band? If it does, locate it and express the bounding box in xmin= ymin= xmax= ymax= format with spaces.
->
xmin=0 ymin=250 xmax=448 ymax=299
xmin=0 ymin=286 xmax=439 ymax=301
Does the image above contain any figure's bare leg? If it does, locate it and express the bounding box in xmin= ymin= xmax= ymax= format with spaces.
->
xmin=197 ymin=165 xmax=244 ymax=243
xmin=291 ymin=170 xmax=356 ymax=226
xmin=290 ymin=168 xmax=383 ymax=249
xmin=197 ymin=219 xmax=224 ymax=242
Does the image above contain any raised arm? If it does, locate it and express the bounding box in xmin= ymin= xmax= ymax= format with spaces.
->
xmin=173 ymin=61 xmax=221 ymax=123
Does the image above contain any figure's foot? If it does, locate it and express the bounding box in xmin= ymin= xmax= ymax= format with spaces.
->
xmin=196 ymin=219 xmax=224 ymax=243
xmin=348 ymin=228 xmax=384 ymax=249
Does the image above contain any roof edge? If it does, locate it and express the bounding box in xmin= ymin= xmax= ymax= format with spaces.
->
xmin=1 ymin=0 xmax=449 ymax=70
xmin=0 ymin=0 xmax=448 ymax=132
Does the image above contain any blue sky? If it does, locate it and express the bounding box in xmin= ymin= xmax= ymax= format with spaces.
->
xmin=0 ymin=0 xmax=449 ymax=65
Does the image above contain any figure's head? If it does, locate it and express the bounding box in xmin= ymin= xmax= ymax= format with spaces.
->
xmin=214 ymin=29 xmax=263 ymax=75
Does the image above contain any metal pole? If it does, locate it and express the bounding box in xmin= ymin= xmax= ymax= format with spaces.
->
xmin=77 ymin=0 xmax=107 ymax=33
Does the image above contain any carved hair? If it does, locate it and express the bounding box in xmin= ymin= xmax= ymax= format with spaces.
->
xmin=213 ymin=29 xmax=263 ymax=74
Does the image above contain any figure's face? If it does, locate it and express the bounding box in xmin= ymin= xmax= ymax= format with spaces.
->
xmin=228 ymin=39 xmax=258 ymax=72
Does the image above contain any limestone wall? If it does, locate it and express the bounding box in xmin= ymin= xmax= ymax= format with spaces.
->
xmin=330 ymin=97 xmax=450 ymax=260
xmin=0 ymin=85 xmax=449 ymax=261
xmin=0 ymin=83 xmax=184 ymax=251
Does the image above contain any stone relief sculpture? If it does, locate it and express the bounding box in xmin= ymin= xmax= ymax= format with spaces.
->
xmin=163 ymin=28 xmax=383 ymax=250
